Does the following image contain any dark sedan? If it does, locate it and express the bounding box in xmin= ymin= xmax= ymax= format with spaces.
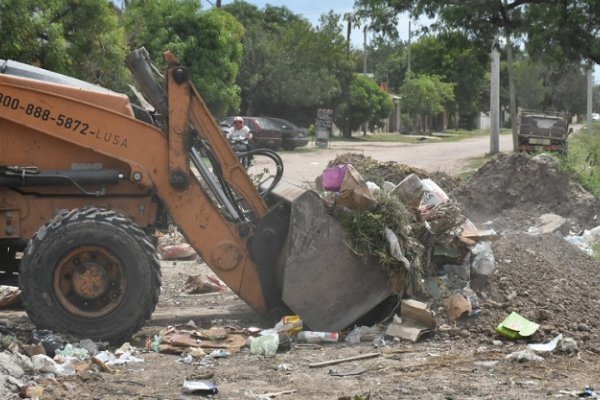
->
xmin=264 ymin=117 xmax=309 ymax=150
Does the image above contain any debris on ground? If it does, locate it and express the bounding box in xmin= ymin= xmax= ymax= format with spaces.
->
xmin=156 ymin=225 xmax=198 ymax=260
xmin=0 ymin=286 xmax=21 ymax=308
xmin=182 ymin=274 xmax=227 ymax=294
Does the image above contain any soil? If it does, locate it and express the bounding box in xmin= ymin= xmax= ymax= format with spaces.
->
xmin=2 ymin=147 xmax=600 ymax=399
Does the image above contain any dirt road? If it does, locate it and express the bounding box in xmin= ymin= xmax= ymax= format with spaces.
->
xmin=279 ymin=134 xmax=514 ymax=186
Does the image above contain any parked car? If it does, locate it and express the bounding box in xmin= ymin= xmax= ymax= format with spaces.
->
xmin=219 ymin=116 xmax=282 ymax=150
xmin=592 ymin=113 xmax=600 ymax=121
xmin=263 ymin=118 xmax=309 ymax=150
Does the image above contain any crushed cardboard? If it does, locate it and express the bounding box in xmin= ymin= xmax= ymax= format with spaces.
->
xmin=385 ymin=299 xmax=435 ymax=342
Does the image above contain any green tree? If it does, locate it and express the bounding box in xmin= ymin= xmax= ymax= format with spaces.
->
xmin=411 ymin=32 xmax=488 ymax=128
xmin=399 ymin=74 xmax=454 ymax=133
xmin=223 ymin=3 xmax=354 ymax=124
xmin=335 ymin=73 xmax=393 ymax=137
xmin=354 ymin=0 xmax=600 ymax=65
xmin=123 ymin=0 xmax=244 ymax=117
xmin=365 ymin=36 xmax=408 ymax=93
xmin=0 ymin=0 xmax=128 ymax=90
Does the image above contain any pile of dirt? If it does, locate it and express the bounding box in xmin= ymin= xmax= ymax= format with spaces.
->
xmin=445 ymin=153 xmax=600 ymax=349
xmin=464 ymin=231 xmax=600 ymax=349
xmin=451 ymin=152 xmax=600 ymax=232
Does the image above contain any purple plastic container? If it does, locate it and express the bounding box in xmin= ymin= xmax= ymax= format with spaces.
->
xmin=322 ymin=164 xmax=348 ymax=192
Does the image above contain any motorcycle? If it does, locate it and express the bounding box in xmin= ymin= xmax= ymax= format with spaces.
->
xmin=229 ymin=136 xmax=252 ymax=168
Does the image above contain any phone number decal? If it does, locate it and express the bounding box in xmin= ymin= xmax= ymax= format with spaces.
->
xmin=0 ymin=91 xmax=128 ymax=148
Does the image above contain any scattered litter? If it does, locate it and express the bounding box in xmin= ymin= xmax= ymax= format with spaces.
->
xmin=345 ymin=326 xmax=384 ymax=345
xmin=31 ymin=354 xmax=76 ymax=376
xmin=470 ymin=241 xmax=495 ymax=276
xmin=31 ymin=330 xmax=65 ymax=357
xmin=247 ymin=389 xmax=297 ymax=400
xmin=93 ymin=350 xmax=144 ymax=366
xmin=182 ymin=274 xmax=226 ymax=294
xmin=154 ymin=325 xmax=246 ymax=354
xmin=0 ymin=286 xmax=21 ymax=308
xmin=419 ymin=178 xmax=449 ymax=210
xmin=177 ymin=354 xmax=194 ymax=365
xmin=277 ymin=363 xmax=293 ymax=371
xmin=496 ymin=312 xmax=540 ymax=340
xmin=309 ymin=352 xmax=380 ymax=369
xmin=506 ymin=349 xmax=544 ymax=362
xmin=385 ymin=299 xmax=435 ymax=342
xmin=474 ymin=360 xmax=499 ymax=368
xmin=55 ymin=343 xmax=89 ymax=360
xmin=273 ymin=315 xmax=303 ymax=335
xmin=78 ymin=338 xmax=100 ymax=356
xmin=297 ymin=331 xmax=338 ymax=344
xmin=391 ymin=173 xmax=423 ymax=206
xmin=249 ymin=333 xmax=279 ymax=356
xmin=559 ymin=337 xmax=578 ymax=353
xmin=577 ymin=386 xmax=600 ymax=398
xmin=564 ymin=225 xmax=600 ymax=256
xmin=156 ymin=226 xmax=198 ymax=260
xmin=322 ymin=164 xmax=348 ymax=192
xmin=444 ymin=292 xmax=472 ymax=320
xmin=528 ymin=334 xmax=563 ymax=353
xmin=335 ymin=164 xmax=377 ymax=211
xmin=329 ymin=366 xmax=368 ymax=377
xmin=385 ymin=227 xmax=411 ymax=270
xmin=209 ymin=349 xmax=230 ymax=358
xmin=20 ymin=385 xmax=44 ymax=399
xmin=182 ymin=380 xmax=219 ymax=395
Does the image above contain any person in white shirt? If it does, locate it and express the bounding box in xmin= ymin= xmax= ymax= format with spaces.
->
xmin=227 ymin=116 xmax=252 ymax=140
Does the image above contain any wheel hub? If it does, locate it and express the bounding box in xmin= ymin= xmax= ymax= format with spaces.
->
xmin=72 ymin=263 xmax=109 ymax=299
xmin=54 ymin=246 xmax=126 ymax=318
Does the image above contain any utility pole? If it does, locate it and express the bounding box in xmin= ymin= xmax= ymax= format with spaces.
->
xmin=490 ymin=35 xmax=500 ymax=154
xmin=363 ymin=26 xmax=368 ymax=136
xmin=346 ymin=18 xmax=352 ymax=53
xmin=503 ymin=0 xmax=518 ymax=151
xmin=407 ymin=20 xmax=412 ymax=78
xmin=587 ymin=66 xmax=593 ymax=132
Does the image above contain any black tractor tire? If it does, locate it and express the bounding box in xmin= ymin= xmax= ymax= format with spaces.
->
xmin=19 ymin=207 xmax=161 ymax=344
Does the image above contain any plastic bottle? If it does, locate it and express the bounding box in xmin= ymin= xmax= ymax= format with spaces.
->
xmin=296 ymin=331 xmax=339 ymax=343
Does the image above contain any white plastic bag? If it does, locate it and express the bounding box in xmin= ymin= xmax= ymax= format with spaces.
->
xmin=470 ymin=241 xmax=495 ymax=276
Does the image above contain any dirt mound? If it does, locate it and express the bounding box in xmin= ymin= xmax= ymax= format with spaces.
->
xmin=451 ymin=153 xmax=600 ymax=231
xmin=462 ymin=232 xmax=600 ymax=349
xmin=444 ymin=153 xmax=600 ymax=350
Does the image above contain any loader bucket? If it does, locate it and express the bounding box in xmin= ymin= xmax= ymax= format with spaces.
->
xmin=266 ymin=181 xmax=392 ymax=332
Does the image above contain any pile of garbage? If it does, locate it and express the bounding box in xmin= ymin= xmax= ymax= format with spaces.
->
xmin=318 ymin=154 xmax=495 ymax=305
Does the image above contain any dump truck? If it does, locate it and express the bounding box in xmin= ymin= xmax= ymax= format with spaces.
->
xmin=517 ymin=109 xmax=572 ymax=153
xmin=0 ymin=49 xmax=392 ymax=343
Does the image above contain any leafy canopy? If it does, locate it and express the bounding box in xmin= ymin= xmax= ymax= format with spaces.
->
xmin=124 ymin=0 xmax=244 ymax=117
xmin=354 ymin=0 xmax=600 ymax=65
xmin=0 ymin=0 xmax=129 ymax=90
xmin=335 ymin=73 xmax=393 ymax=136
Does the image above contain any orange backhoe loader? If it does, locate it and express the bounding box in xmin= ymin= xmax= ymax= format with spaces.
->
xmin=0 ymin=49 xmax=391 ymax=343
